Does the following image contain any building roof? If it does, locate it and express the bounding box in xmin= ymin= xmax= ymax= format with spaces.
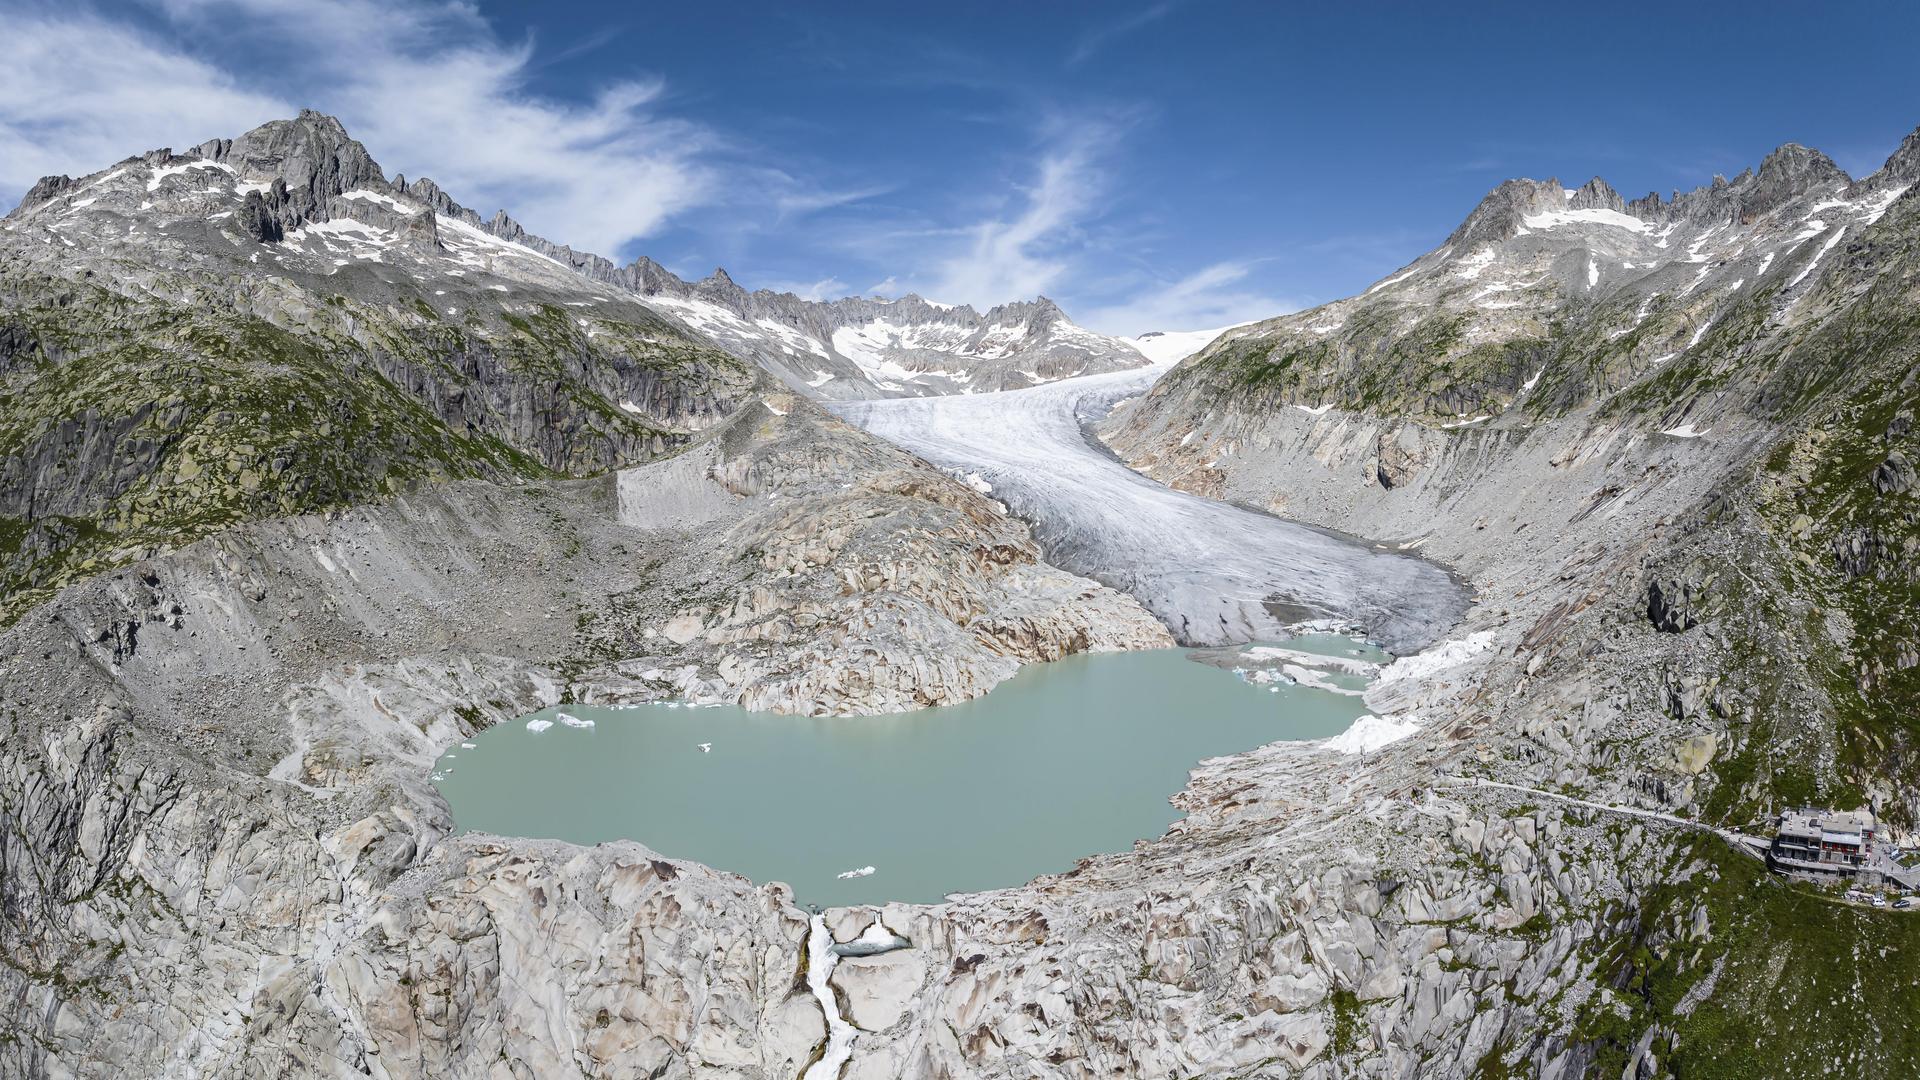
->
xmin=1779 ymin=807 xmax=1876 ymax=836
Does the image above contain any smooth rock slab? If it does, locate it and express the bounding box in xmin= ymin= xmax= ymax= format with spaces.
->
xmin=829 ymin=949 xmax=928 ymax=1033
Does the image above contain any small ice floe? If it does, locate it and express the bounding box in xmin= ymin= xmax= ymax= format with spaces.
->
xmin=836 ymin=866 xmax=876 ymax=880
xmin=1325 ymin=713 xmax=1422 ymax=754
xmin=697 ymin=742 xmax=712 ymax=753
xmin=526 ymin=718 xmax=554 ymax=733
xmin=1280 ymin=664 xmax=1366 ymax=696
xmin=460 ymin=742 xmax=477 ymax=749
xmin=558 ymin=712 xmax=594 ymax=728
xmin=1239 ymin=646 xmax=1381 ymax=678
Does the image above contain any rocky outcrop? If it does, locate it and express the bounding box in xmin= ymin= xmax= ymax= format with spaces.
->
xmin=194 ymin=109 xmax=387 ymax=232
xmin=1646 ymin=574 xmax=1707 ymax=633
xmin=0 ymin=381 xmax=1177 ymax=1075
xmin=1872 ymin=449 xmax=1916 ymax=495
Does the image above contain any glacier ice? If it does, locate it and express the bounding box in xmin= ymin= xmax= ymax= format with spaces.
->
xmin=835 ymin=366 xmax=1468 ymax=653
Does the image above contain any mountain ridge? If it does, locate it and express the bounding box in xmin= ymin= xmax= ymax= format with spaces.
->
xmin=9 ymin=108 xmax=1147 ymax=400
xmin=1132 ymin=124 xmax=1920 ymax=432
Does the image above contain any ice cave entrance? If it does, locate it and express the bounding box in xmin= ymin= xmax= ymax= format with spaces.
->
xmin=433 ymin=635 xmax=1384 ymax=907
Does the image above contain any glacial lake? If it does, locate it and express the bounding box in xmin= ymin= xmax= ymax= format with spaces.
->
xmin=432 ymin=636 xmax=1383 ymax=907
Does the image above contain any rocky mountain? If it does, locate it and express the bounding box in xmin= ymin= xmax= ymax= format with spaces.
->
xmin=0 ymin=110 xmax=760 ymax=620
xmin=619 ymin=270 xmax=1152 ymax=399
xmin=9 ymin=106 xmax=1920 ymax=1080
xmin=1105 ymin=125 xmax=1920 ymax=1073
xmin=0 ymin=109 xmax=1141 ymax=614
xmin=0 ymin=112 xmax=1189 ymax=1077
xmin=1139 ymin=136 xmax=1913 ymax=426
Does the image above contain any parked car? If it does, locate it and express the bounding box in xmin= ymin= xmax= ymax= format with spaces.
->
xmin=1895 ymin=898 xmax=1913 ymax=910
xmin=1872 ymin=896 xmax=1887 ymax=907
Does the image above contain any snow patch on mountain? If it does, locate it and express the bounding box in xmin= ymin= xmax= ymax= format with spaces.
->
xmin=1125 ymin=325 xmax=1245 ymax=365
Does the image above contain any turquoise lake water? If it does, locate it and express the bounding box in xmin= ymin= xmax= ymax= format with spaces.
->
xmin=432 ymin=636 xmax=1380 ymax=907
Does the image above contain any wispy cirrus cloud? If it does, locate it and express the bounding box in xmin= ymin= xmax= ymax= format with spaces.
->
xmin=925 ymin=126 xmax=1110 ymax=305
xmin=1066 ymin=2 xmax=1177 ymax=66
xmin=1076 ymin=260 xmax=1302 ymax=337
xmin=0 ymin=0 xmax=1294 ymax=334
xmin=757 ymin=276 xmax=851 ymax=302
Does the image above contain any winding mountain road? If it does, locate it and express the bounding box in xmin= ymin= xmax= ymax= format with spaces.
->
xmin=834 ymin=365 xmax=1468 ymax=652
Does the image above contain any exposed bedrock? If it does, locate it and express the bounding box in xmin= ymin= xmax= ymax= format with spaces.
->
xmin=0 ymin=397 xmax=1182 ymax=1076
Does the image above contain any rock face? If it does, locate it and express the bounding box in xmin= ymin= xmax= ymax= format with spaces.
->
xmin=8 ymin=112 xmax=1920 ymax=1080
xmin=1646 ymin=575 xmax=1705 ymax=633
xmin=0 ymin=111 xmax=754 ymax=621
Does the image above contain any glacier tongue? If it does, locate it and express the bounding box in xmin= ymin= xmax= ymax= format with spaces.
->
xmin=834 ymin=366 xmax=1468 ymax=653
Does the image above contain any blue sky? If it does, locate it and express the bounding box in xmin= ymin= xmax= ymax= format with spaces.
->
xmin=3 ymin=1 xmax=1919 ymax=333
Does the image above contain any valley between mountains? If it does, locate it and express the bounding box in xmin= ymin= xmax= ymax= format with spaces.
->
xmin=3 ymin=110 xmax=1920 ymax=1080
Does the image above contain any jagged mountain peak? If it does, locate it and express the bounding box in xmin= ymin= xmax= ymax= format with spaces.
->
xmin=1205 ymin=124 xmax=1919 ymax=430
xmin=3 ymin=110 xmax=1145 ymax=400
xmin=1443 ymin=176 xmax=1632 ymax=249
xmin=1746 ymin=142 xmax=1850 ymax=217
xmin=1440 ymin=140 xmax=1864 ymax=253
xmin=1856 ymin=122 xmax=1920 ymax=193
xmin=629 ymin=274 xmax=1143 ymax=399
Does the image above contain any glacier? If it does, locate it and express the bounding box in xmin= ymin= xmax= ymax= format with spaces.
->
xmin=835 ymin=365 xmax=1469 ymax=653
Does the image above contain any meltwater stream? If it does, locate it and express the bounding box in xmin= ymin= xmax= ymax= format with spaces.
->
xmin=434 ymin=638 xmax=1383 ymax=907
xmin=833 ymin=365 xmax=1468 ymax=652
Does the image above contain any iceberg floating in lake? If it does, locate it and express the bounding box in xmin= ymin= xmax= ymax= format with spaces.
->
xmin=526 ymin=718 xmax=554 ymax=733
xmin=836 ymin=865 xmax=876 ymax=879
xmin=558 ymin=712 xmax=594 ymax=728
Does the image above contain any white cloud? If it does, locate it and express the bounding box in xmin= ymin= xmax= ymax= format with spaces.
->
xmin=760 ymin=276 xmax=850 ymax=302
xmin=144 ymin=0 xmax=715 ymax=254
xmin=926 ymin=129 xmax=1106 ymax=307
xmin=805 ymin=118 xmax=1291 ymax=334
xmin=1066 ymin=2 xmax=1176 ymax=67
xmin=0 ymin=11 xmax=289 ymax=196
xmin=0 ymin=0 xmax=868 ymax=259
xmin=0 ymin=0 xmax=1292 ymax=336
xmin=771 ymin=183 xmax=892 ymax=220
xmin=1074 ymin=260 xmax=1299 ymax=337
